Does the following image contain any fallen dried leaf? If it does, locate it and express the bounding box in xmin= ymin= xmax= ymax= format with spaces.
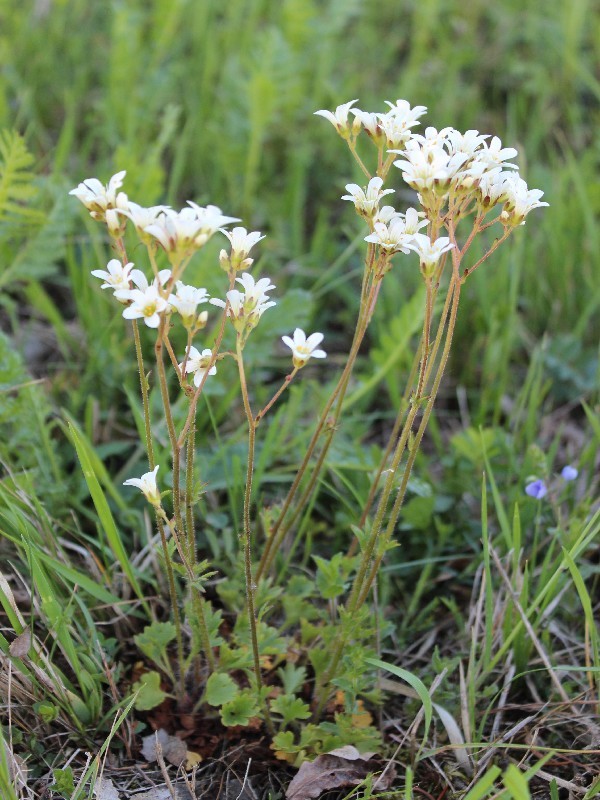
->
xmin=9 ymin=629 xmax=31 ymax=659
xmin=132 ymin=787 xmax=193 ymax=800
xmin=285 ymin=746 xmax=394 ymax=800
xmin=94 ymin=776 xmax=121 ymax=800
xmin=141 ymin=729 xmax=187 ymax=767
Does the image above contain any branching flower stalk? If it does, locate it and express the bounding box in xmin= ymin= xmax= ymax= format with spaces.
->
xmin=71 ymin=98 xmax=547 ymax=735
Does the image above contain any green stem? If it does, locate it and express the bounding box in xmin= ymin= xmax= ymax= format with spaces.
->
xmin=356 ymin=275 xmax=462 ymax=607
xmin=315 ymin=270 xmax=459 ymax=716
xmin=236 ymin=339 xmax=275 ymax=735
xmin=155 ymin=323 xmax=184 ymax=544
xmin=155 ymin=514 xmax=186 ymax=702
xmin=256 ymin=272 xmax=381 ymax=580
xmin=132 ymin=319 xmax=155 ymax=469
xmin=185 ymin=418 xmax=196 ymax=563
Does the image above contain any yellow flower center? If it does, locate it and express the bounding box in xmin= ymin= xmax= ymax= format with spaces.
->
xmin=143 ymin=302 xmax=157 ymax=318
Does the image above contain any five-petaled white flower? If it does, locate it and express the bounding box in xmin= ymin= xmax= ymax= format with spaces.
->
xmin=314 ymin=99 xmax=360 ymax=139
xmin=364 ymin=209 xmax=427 ymax=253
xmin=69 ymin=171 xmax=129 ymax=224
xmin=168 ymin=282 xmax=210 ymax=327
xmin=123 ymin=465 xmax=161 ymax=506
xmin=210 ymin=272 xmax=276 ymax=333
xmin=500 ymin=174 xmax=549 ymax=226
xmin=408 ymin=234 xmax=455 ymax=269
xmin=219 ymin=226 xmax=265 ymax=272
xmin=119 ymin=269 xmax=171 ymax=328
xmin=341 ymin=177 xmax=395 ymax=218
xmin=282 ymin=329 xmax=327 ymax=369
xmin=377 ymin=99 xmax=428 ymax=148
xmin=180 ymin=347 xmax=217 ymax=386
xmin=91 ymin=259 xmax=134 ymax=299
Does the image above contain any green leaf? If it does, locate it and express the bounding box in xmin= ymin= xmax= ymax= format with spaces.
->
xmin=132 ymin=671 xmax=167 ymax=711
xmin=277 ymin=662 xmax=307 ymax=696
xmin=205 ymin=672 xmax=238 ymax=707
xmin=401 ymin=495 xmax=435 ymax=530
xmin=270 ymin=694 xmax=311 ymax=725
xmin=134 ymin=621 xmax=176 ymax=674
xmin=220 ymin=691 xmax=258 ymax=727
xmin=366 ymin=657 xmax=432 ymax=756
xmin=52 ymin=766 xmax=75 ymax=799
xmin=503 ymin=764 xmax=531 ymax=800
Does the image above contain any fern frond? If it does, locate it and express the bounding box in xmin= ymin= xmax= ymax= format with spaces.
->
xmin=0 ymin=129 xmax=37 ymax=223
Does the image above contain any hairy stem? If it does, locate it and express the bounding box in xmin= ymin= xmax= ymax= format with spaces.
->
xmin=236 ymin=339 xmax=275 ymax=735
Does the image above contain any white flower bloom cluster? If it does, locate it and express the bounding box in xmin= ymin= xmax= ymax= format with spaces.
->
xmin=69 ymin=171 xmax=129 ymax=237
xmin=145 ymin=203 xmax=239 ymax=264
xmin=315 ymin=99 xmax=548 ymax=228
xmin=211 ymin=273 xmax=276 ymax=337
xmin=316 ymin=98 xmax=427 ymax=148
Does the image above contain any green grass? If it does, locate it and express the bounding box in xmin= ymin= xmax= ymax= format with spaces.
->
xmin=0 ymin=0 xmax=599 ymax=797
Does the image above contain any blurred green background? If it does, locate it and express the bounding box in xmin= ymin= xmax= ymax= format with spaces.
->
xmin=0 ymin=0 xmax=598 ymax=499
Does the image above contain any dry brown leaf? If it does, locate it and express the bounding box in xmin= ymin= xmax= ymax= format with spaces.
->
xmin=132 ymin=787 xmax=193 ymax=800
xmin=9 ymin=629 xmax=31 ymax=659
xmin=141 ymin=729 xmax=188 ymax=767
xmin=285 ymin=746 xmax=394 ymax=800
xmin=94 ymin=776 xmax=121 ymax=800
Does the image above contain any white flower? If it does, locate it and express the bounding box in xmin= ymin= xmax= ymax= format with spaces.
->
xmin=69 ymin=171 xmax=129 ymax=223
xmin=477 ymin=169 xmax=510 ymax=207
xmin=384 ymin=99 xmax=428 ymax=119
xmin=341 ymin=177 xmax=395 ymax=218
xmin=180 ymin=346 xmax=217 ymax=386
xmin=210 ymin=272 xmax=276 ymax=333
xmin=219 ymin=226 xmax=265 ymax=272
xmin=445 ymin=129 xmax=489 ymax=158
xmin=314 ymin=100 xmax=360 ymax=138
xmin=377 ymin=100 xmax=428 ymax=148
xmin=500 ymin=174 xmax=549 ymax=225
xmin=393 ymin=144 xmax=468 ymax=194
xmin=121 ymin=272 xmax=170 ymax=328
xmin=352 ymin=109 xmax=384 ymax=141
xmin=91 ymin=259 xmax=134 ymax=297
xmin=119 ymin=201 xmax=170 ymax=244
xmin=115 ymin=268 xmax=171 ymax=298
xmin=402 ymin=207 xmax=429 ymax=235
xmin=478 ymin=136 xmax=518 ymax=170
xmin=364 ymin=209 xmax=427 ymax=253
xmin=235 ymin=272 xmax=275 ymax=308
xmin=168 ymin=281 xmax=210 ymax=327
xmin=282 ymin=329 xmax=326 ymax=368
xmin=123 ymin=465 xmax=161 ymax=506
xmin=186 ymin=202 xmax=240 ymax=240
xmin=144 ymin=205 xmax=238 ymax=262
xmin=410 ymin=126 xmax=454 ymax=148
xmin=407 ymin=234 xmax=454 ymax=268
xmin=373 ymin=205 xmax=402 ymax=225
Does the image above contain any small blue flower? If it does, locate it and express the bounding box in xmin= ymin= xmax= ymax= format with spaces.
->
xmin=525 ymin=479 xmax=547 ymax=499
xmin=561 ymin=465 xmax=578 ymax=482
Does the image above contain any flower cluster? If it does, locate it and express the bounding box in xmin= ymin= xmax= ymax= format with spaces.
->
xmin=211 ymin=273 xmax=276 ymax=339
xmin=316 ymin=99 xmax=548 ymax=234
